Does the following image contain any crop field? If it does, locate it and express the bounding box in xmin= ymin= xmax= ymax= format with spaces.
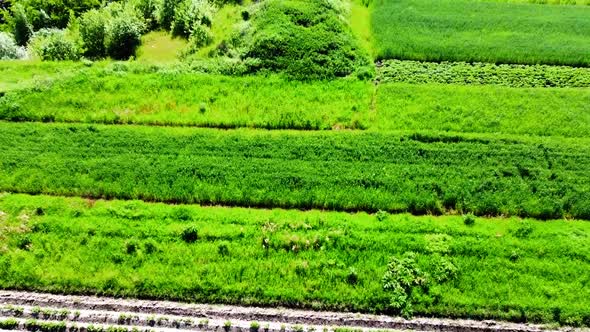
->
xmin=1 ymin=122 xmax=590 ymax=219
xmin=1 ymin=0 xmax=590 ymax=328
xmin=371 ymin=0 xmax=590 ymax=65
xmin=1 ymin=193 xmax=589 ymax=325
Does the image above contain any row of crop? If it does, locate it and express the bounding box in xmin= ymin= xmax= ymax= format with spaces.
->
xmin=376 ymin=60 xmax=590 ymax=88
xmin=0 ymin=193 xmax=589 ymax=325
xmin=1 ymin=122 xmax=589 ymax=219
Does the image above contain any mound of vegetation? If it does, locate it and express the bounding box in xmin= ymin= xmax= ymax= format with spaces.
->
xmin=217 ymin=0 xmax=371 ymax=80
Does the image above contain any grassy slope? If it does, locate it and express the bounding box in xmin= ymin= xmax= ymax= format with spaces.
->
xmin=0 ymin=67 xmax=371 ymax=129
xmin=371 ymin=0 xmax=590 ymax=66
xmin=1 ymin=122 xmax=590 ymax=219
xmin=0 ymin=193 xmax=589 ymax=326
xmin=0 ymin=61 xmax=86 ymax=92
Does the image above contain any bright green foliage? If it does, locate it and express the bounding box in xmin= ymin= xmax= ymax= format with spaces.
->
xmin=371 ymin=0 xmax=590 ymax=66
xmin=106 ymin=9 xmax=145 ymax=60
xmin=0 ymin=66 xmax=371 ymax=129
xmin=0 ymin=318 xmax=19 ymax=330
xmin=171 ymin=0 xmax=214 ymax=38
xmin=160 ymin=0 xmax=183 ymax=30
xmin=377 ymin=60 xmax=590 ymax=88
xmin=375 ymin=83 xmax=590 ymax=138
xmin=0 ymin=194 xmax=589 ymax=325
xmin=239 ymin=0 xmax=371 ymax=80
xmin=7 ymin=0 xmax=102 ymax=29
xmin=28 ymin=29 xmax=82 ymax=61
xmin=1 ymin=123 xmax=590 ymax=219
xmin=0 ymin=60 xmax=85 ymax=92
xmin=79 ymin=9 xmax=108 ymax=58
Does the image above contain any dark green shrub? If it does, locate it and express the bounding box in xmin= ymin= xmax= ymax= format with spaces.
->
xmin=463 ymin=214 xmax=475 ymax=226
xmin=181 ymin=226 xmax=198 ymax=243
xmin=347 ymin=268 xmax=359 ymax=285
xmin=375 ymin=210 xmax=388 ymax=222
xmin=218 ymin=242 xmax=230 ymax=256
xmin=11 ymin=3 xmax=32 ymax=46
xmin=79 ymin=9 xmax=107 ymax=58
xmin=144 ymin=240 xmax=159 ymax=254
xmin=170 ymin=207 xmax=193 ymax=221
xmin=513 ymin=221 xmax=534 ymax=239
xmin=28 ymin=28 xmax=82 ymax=61
xmin=159 ymin=0 xmax=182 ymax=30
xmin=382 ymin=252 xmax=428 ymax=317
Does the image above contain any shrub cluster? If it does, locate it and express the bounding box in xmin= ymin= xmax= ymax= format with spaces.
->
xmin=28 ymin=28 xmax=82 ymax=61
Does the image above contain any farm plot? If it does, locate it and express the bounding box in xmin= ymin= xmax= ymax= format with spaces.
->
xmin=371 ymin=0 xmax=590 ymax=66
xmin=0 ymin=193 xmax=589 ymax=325
xmin=1 ymin=122 xmax=590 ymax=219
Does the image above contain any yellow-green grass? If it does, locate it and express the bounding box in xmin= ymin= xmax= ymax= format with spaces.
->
xmin=136 ymin=31 xmax=187 ymax=63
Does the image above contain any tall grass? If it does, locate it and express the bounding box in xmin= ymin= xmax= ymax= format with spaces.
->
xmin=376 ymin=83 xmax=590 ymax=138
xmin=371 ymin=0 xmax=590 ymax=66
xmin=0 ymin=193 xmax=589 ymax=325
xmin=1 ymin=122 xmax=590 ymax=219
xmin=0 ymin=66 xmax=371 ymax=130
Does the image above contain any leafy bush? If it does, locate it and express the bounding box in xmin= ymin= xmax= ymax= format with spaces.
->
xmin=28 ymin=28 xmax=81 ymax=60
xmin=463 ymin=214 xmax=475 ymax=226
xmin=171 ymin=0 xmax=214 ymax=38
xmin=0 ymin=31 xmax=27 ymax=59
xmin=11 ymin=3 xmax=32 ymax=46
xmin=130 ymin=0 xmax=161 ymax=31
xmin=237 ymin=0 xmax=370 ymax=80
xmin=106 ymin=10 xmax=144 ymax=60
xmin=79 ymin=9 xmax=108 ymax=58
xmin=382 ymin=252 xmax=429 ymax=317
xmin=159 ymin=0 xmax=182 ymax=30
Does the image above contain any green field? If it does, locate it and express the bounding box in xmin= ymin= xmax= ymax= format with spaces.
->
xmin=0 ymin=193 xmax=589 ymax=325
xmin=371 ymin=0 xmax=590 ymax=66
xmin=0 ymin=65 xmax=371 ymax=129
xmin=1 ymin=122 xmax=590 ymax=219
xmin=376 ymin=83 xmax=590 ymax=137
xmin=1 ymin=0 xmax=590 ymax=327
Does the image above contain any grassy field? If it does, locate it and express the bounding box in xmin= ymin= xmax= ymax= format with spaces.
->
xmin=1 ymin=122 xmax=590 ymax=219
xmin=0 ymin=66 xmax=371 ymax=129
xmin=0 ymin=193 xmax=589 ymax=325
xmin=0 ymin=61 xmax=86 ymax=92
xmin=376 ymin=83 xmax=590 ymax=137
xmin=2 ymin=62 xmax=590 ymax=137
xmin=371 ymin=0 xmax=590 ymax=66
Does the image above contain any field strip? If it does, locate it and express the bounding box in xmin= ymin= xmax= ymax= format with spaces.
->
xmin=0 ymin=291 xmax=576 ymax=332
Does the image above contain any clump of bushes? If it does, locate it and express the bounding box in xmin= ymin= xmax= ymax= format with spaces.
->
xmin=28 ymin=28 xmax=82 ymax=60
xmin=0 ymin=32 xmax=27 ymax=59
xmin=79 ymin=4 xmax=145 ymax=60
xmin=382 ymin=252 xmax=457 ymax=317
